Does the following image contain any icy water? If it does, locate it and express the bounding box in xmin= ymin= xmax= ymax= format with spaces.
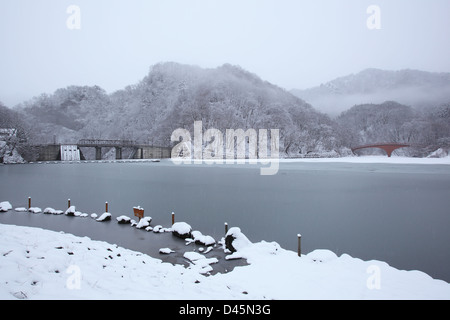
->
xmin=1 ymin=160 xmax=450 ymax=282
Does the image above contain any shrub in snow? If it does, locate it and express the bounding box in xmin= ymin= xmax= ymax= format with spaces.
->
xmin=116 ymin=215 xmax=131 ymax=224
xmin=65 ymin=206 xmax=76 ymax=216
xmin=225 ymin=227 xmax=252 ymax=253
xmin=96 ymin=212 xmax=111 ymax=222
xmin=172 ymin=222 xmax=192 ymax=239
xmin=0 ymin=201 xmax=12 ymax=212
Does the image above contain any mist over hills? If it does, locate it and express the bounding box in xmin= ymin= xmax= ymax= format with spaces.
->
xmin=1 ymin=63 xmax=450 ymax=161
xmin=291 ymin=68 xmax=450 ymax=116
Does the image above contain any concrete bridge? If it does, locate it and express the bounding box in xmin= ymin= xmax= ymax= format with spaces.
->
xmin=351 ymin=143 xmax=411 ymax=157
xmin=35 ymin=139 xmax=171 ymax=161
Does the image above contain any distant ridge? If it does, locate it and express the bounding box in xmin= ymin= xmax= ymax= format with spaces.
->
xmin=291 ymin=68 xmax=450 ymax=115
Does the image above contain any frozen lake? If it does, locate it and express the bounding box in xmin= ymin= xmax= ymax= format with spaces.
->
xmin=1 ymin=159 xmax=450 ymax=282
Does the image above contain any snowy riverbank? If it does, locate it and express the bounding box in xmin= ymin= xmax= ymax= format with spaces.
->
xmin=1 ymin=223 xmax=449 ymax=300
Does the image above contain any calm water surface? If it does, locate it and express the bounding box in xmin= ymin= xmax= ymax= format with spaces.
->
xmin=1 ymin=160 xmax=449 ymax=281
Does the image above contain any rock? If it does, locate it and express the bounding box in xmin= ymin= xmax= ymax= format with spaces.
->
xmin=172 ymin=222 xmax=192 ymax=239
xmin=191 ymin=230 xmax=216 ymax=246
xmin=159 ymin=248 xmax=174 ymax=254
xmin=116 ymin=215 xmax=131 ymax=224
xmin=224 ymin=227 xmax=252 ymax=253
xmin=65 ymin=206 xmax=76 ymax=216
xmin=96 ymin=212 xmax=111 ymax=222
xmin=43 ymin=207 xmax=56 ymax=214
xmin=0 ymin=201 xmax=12 ymax=212
xmin=135 ymin=216 xmax=152 ymax=229
xmin=28 ymin=207 xmax=42 ymax=214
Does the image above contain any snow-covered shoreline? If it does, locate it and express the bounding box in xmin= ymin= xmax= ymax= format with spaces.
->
xmin=1 ymin=223 xmax=449 ymax=300
xmin=2 ymin=154 xmax=450 ymax=166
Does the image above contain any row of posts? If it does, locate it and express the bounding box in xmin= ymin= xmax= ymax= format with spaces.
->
xmin=26 ymin=196 xmax=302 ymax=257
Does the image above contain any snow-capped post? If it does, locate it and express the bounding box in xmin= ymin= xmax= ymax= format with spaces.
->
xmin=68 ymin=199 xmax=71 ymax=208
xmin=105 ymin=201 xmax=108 ymax=213
xmin=225 ymin=222 xmax=228 ymax=235
xmin=171 ymin=212 xmax=175 ymax=225
xmin=28 ymin=197 xmax=31 ymax=209
xmin=297 ymin=234 xmax=302 ymax=257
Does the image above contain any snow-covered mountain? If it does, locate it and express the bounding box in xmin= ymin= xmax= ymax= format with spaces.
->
xmin=14 ymin=62 xmax=337 ymax=156
xmin=291 ymin=68 xmax=450 ymax=115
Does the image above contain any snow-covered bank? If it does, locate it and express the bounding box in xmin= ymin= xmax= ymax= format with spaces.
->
xmin=1 ymin=224 xmax=449 ymax=300
xmin=279 ymin=155 xmax=450 ymax=165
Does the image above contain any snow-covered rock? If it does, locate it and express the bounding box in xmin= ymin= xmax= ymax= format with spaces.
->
xmin=172 ymin=222 xmax=192 ymax=239
xmin=159 ymin=248 xmax=174 ymax=254
xmin=191 ymin=230 xmax=216 ymax=246
xmin=135 ymin=216 xmax=152 ymax=229
xmin=43 ymin=207 xmax=56 ymax=214
xmin=0 ymin=201 xmax=12 ymax=212
xmin=28 ymin=207 xmax=42 ymax=214
xmin=116 ymin=215 xmax=132 ymax=224
xmin=96 ymin=212 xmax=111 ymax=222
xmin=225 ymin=227 xmax=252 ymax=253
xmin=65 ymin=206 xmax=76 ymax=216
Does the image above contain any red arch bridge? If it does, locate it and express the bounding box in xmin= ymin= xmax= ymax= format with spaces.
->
xmin=351 ymin=143 xmax=411 ymax=157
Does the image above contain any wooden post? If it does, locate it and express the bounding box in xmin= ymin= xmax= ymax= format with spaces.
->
xmin=225 ymin=222 xmax=228 ymax=235
xmin=171 ymin=212 xmax=175 ymax=225
xmin=105 ymin=202 xmax=108 ymax=213
xmin=28 ymin=197 xmax=31 ymax=209
xmin=68 ymin=199 xmax=71 ymax=208
xmin=297 ymin=234 xmax=302 ymax=257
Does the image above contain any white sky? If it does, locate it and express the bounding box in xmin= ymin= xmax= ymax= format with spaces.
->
xmin=1 ymin=0 xmax=449 ymax=106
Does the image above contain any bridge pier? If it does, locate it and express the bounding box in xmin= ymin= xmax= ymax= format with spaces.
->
xmin=115 ymin=147 xmax=122 ymax=160
xmin=95 ymin=147 xmax=102 ymax=160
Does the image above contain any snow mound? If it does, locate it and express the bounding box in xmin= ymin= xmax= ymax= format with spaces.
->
xmin=183 ymin=251 xmax=218 ymax=274
xmin=306 ymin=249 xmax=338 ymax=263
xmin=14 ymin=207 xmax=28 ymax=212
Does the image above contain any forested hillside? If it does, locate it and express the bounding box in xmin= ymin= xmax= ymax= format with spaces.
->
xmin=2 ymin=63 xmax=449 ymax=161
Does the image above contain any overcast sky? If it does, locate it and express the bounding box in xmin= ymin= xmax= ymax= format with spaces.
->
xmin=1 ymin=0 xmax=449 ymax=106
